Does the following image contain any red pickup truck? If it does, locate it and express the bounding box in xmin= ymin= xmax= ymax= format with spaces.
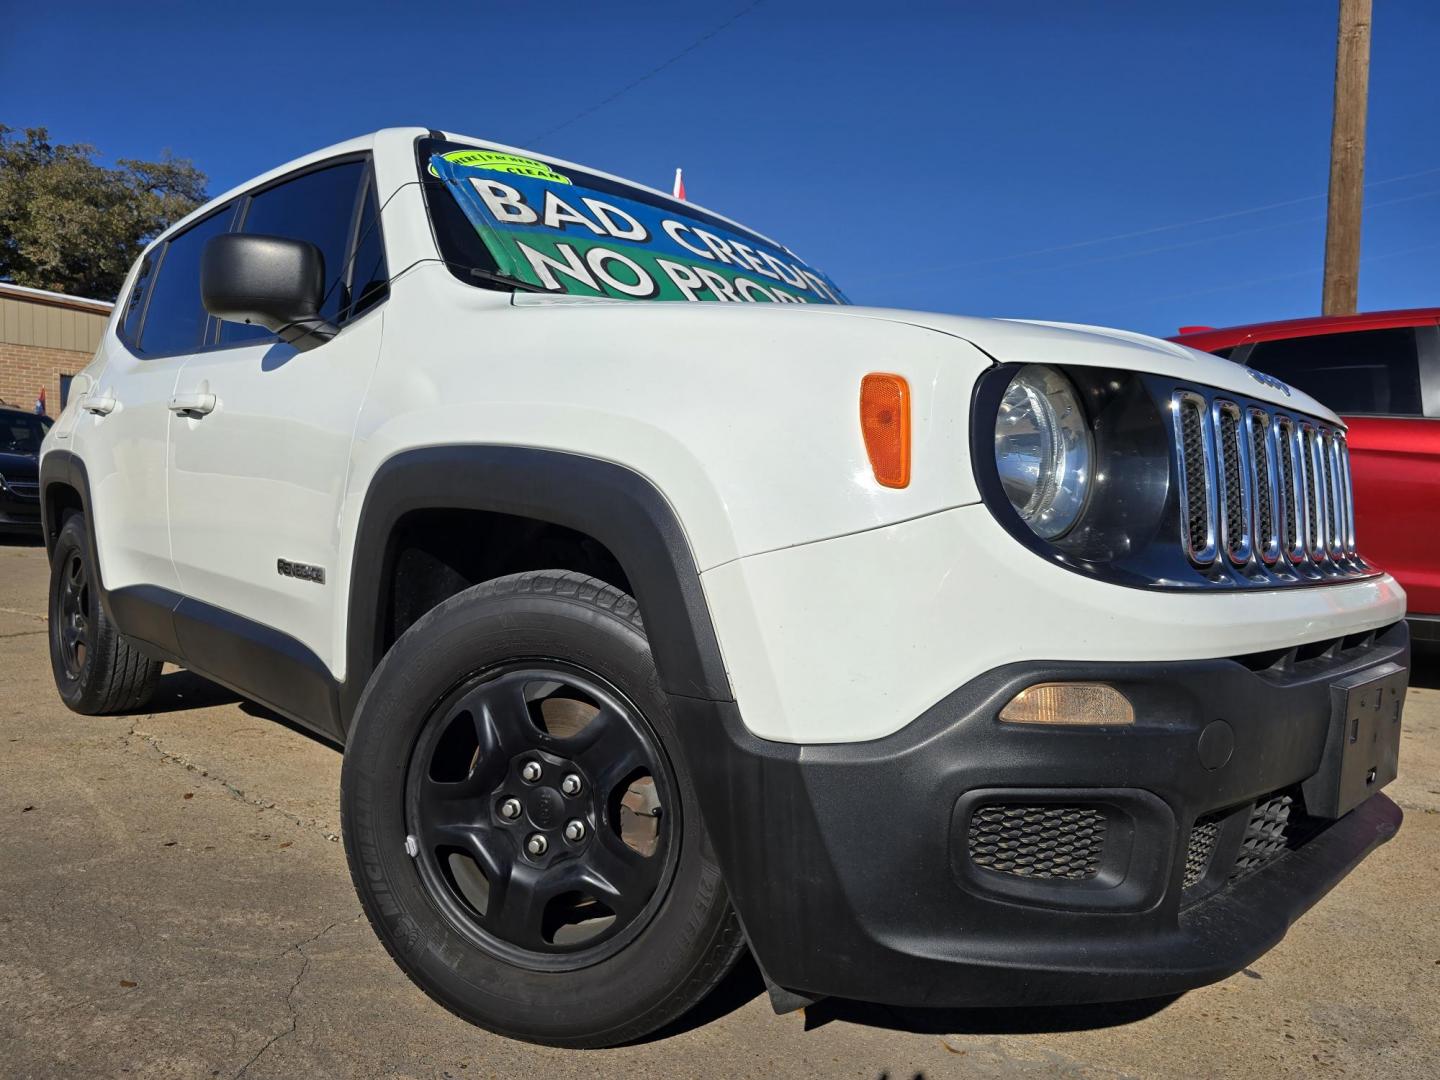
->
xmin=1172 ymin=309 xmax=1440 ymax=643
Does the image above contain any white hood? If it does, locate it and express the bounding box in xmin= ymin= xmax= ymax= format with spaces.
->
xmin=510 ymin=293 xmax=1340 ymax=424
xmin=814 ymin=305 xmax=1341 ymax=424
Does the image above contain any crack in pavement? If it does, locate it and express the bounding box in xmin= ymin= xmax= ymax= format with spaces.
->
xmin=14 ymin=914 xmax=364 ymax=1039
xmin=231 ymin=918 xmax=357 ymax=1079
xmin=0 ymin=629 xmax=46 ymax=639
xmin=236 ymin=921 xmax=336 ymax=1080
xmin=123 ymin=720 xmax=341 ymax=842
xmin=0 ymin=605 xmax=46 ymax=619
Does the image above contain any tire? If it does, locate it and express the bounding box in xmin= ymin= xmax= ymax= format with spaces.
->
xmin=341 ymin=570 xmax=746 ymax=1048
xmin=48 ymin=514 xmax=162 ymax=715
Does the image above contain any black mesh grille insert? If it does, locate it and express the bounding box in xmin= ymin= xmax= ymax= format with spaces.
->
xmin=1217 ymin=407 xmax=1244 ymax=559
xmin=1230 ymin=793 xmax=1293 ymax=881
xmin=1183 ymin=815 xmax=1223 ymax=890
xmin=1277 ymin=420 xmax=1298 ymax=555
xmin=968 ymin=804 xmax=1107 ymax=881
xmin=1249 ymin=415 xmax=1272 ymax=556
xmin=1305 ymin=430 xmax=1322 ymax=555
xmin=1179 ymin=400 xmax=1210 ymax=557
xmin=1322 ymin=432 xmax=1339 ymax=554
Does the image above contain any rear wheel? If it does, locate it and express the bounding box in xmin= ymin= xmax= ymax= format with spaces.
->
xmin=47 ymin=515 xmax=161 ymax=714
xmin=341 ymin=570 xmax=745 ymax=1047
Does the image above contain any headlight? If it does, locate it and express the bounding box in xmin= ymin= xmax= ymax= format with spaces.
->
xmin=993 ymin=365 xmax=1091 ymax=539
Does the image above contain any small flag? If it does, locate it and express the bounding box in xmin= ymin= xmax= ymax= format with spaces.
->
xmin=35 ymin=386 xmax=46 ymax=416
xmin=673 ymin=168 xmax=686 ymax=201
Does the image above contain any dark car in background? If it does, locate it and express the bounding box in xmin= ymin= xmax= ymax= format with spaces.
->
xmin=1172 ymin=309 xmax=1440 ymax=644
xmin=0 ymin=404 xmax=51 ymax=536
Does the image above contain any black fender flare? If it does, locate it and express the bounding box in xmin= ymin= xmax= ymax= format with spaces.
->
xmin=39 ymin=449 xmax=89 ymax=561
xmin=339 ymin=445 xmax=734 ymax=730
xmin=37 ymin=451 xmax=133 ymax=629
xmin=39 ymin=450 xmax=176 ymax=652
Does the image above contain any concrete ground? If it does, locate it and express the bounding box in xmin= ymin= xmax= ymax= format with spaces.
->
xmin=1 ymin=540 xmax=1437 ymax=1080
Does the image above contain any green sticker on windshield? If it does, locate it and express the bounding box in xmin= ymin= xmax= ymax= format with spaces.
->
xmin=427 ymin=149 xmax=571 ymax=185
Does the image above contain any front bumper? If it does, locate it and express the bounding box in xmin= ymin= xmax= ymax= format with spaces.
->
xmin=678 ymin=620 xmax=1408 ymax=1007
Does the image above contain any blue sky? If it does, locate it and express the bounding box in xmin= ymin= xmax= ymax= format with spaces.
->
xmin=4 ymin=1 xmax=1438 ymax=335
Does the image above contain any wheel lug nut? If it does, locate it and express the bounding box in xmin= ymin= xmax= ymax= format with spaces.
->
xmin=564 ymin=820 xmax=586 ymax=842
xmin=499 ymin=797 xmax=521 ymax=820
xmin=526 ymin=834 xmax=548 ymax=856
xmin=561 ymin=774 xmax=582 ymax=796
xmin=520 ymin=761 xmax=543 ymax=783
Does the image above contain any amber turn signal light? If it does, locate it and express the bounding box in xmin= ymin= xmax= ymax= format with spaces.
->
xmin=860 ymin=373 xmax=911 ymax=488
xmin=998 ymin=683 xmax=1135 ymax=726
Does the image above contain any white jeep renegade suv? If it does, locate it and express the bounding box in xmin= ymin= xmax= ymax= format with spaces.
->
xmin=40 ymin=128 xmax=1408 ymax=1047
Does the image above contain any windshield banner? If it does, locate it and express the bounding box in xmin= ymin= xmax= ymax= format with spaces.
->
xmin=430 ymin=151 xmax=846 ymax=304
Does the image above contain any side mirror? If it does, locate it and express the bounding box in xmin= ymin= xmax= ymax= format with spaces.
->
xmin=201 ymin=233 xmax=337 ymax=351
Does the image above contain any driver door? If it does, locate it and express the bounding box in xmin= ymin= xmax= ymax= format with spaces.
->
xmin=165 ymin=158 xmax=389 ymax=731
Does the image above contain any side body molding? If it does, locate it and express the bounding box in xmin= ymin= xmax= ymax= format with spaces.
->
xmin=339 ymin=446 xmax=734 ymax=731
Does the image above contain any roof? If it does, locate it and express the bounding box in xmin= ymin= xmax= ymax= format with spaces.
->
xmin=0 ymin=281 xmax=113 ymax=315
xmin=161 ymin=131 xmax=385 ymax=244
xmin=1169 ymin=306 xmax=1440 ymax=351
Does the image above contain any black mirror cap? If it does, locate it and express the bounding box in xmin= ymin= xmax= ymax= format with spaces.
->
xmin=201 ymin=233 xmax=337 ymax=351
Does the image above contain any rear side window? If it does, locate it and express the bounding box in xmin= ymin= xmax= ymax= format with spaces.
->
xmin=136 ymin=205 xmax=235 ymax=355
xmin=220 ymin=160 xmax=367 ymax=344
xmin=1247 ymin=327 xmax=1424 ymax=416
xmin=118 ymin=253 xmax=156 ymax=347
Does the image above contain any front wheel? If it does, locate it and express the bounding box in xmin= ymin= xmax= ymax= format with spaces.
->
xmin=340 ymin=570 xmax=745 ymax=1047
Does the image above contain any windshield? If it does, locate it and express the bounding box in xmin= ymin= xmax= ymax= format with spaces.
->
xmin=0 ymin=412 xmax=50 ymax=455
xmin=421 ymin=140 xmax=846 ymax=305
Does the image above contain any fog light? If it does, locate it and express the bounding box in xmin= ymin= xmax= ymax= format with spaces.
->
xmin=999 ymin=683 xmax=1134 ymax=726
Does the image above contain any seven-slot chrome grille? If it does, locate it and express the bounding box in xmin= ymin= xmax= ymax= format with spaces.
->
xmin=1170 ymin=389 xmax=1365 ymax=579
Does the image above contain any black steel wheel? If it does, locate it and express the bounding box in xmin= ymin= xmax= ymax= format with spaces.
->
xmin=54 ymin=546 xmax=92 ymax=681
xmin=342 ymin=570 xmax=745 ymax=1048
xmin=406 ymin=663 xmax=677 ymax=969
xmin=47 ymin=514 xmax=161 ymax=714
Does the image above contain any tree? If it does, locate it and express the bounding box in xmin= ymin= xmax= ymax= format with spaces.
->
xmin=0 ymin=125 xmax=207 ymax=300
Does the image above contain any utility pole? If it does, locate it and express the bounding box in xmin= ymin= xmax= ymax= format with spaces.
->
xmin=1321 ymin=0 xmax=1372 ymax=315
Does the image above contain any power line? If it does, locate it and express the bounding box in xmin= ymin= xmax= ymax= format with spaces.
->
xmin=526 ymin=2 xmax=766 ymax=145
xmin=963 ymin=186 xmax=1440 ymax=282
xmin=1134 ymin=239 xmax=1436 ymax=308
xmin=854 ymin=164 xmax=1440 ymax=284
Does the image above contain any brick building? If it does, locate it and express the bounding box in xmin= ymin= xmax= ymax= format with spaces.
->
xmin=0 ymin=282 xmax=112 ymax=416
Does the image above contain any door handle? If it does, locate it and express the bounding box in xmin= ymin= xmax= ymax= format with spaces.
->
xmin=82 ymin=392 xmax=117 ymax=416
xmin=168 ymin=392 xmax=217 ymax=416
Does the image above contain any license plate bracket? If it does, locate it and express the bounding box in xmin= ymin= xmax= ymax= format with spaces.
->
xmin=1301 ymin=661 xmax=1406 ymax=819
